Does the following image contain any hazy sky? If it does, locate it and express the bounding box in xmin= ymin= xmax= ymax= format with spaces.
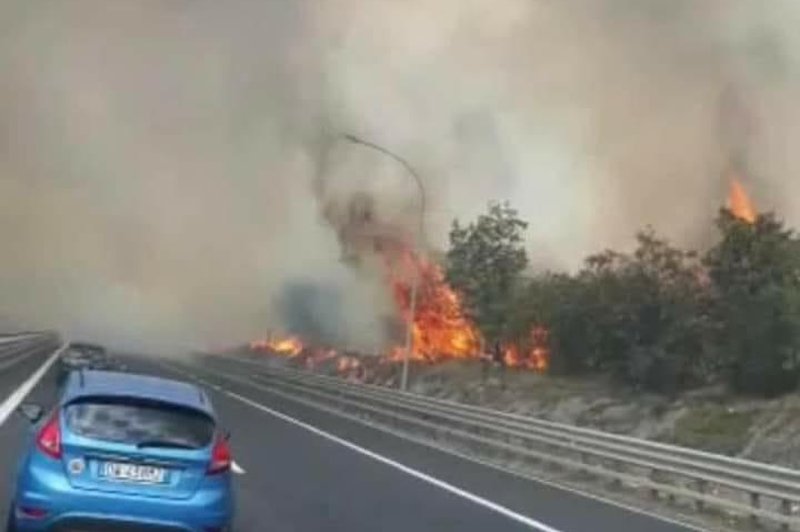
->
xmin=1 ymin=1 xmax=799 ymax=352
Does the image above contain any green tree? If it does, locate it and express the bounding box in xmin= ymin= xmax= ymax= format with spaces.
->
xmin=518 ymin=229 xmax=712 ymax=393
xmin=446 ymin=202 xmax=529 ymax=349
xmin=705 ymin=211 xmax=800 ymax=396
xmin=609 ymin=230 xmax=713 ymax=393
xmin=511 ymin=272 xmax=594 ymax=375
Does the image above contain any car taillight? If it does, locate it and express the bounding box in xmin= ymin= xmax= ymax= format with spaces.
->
xmin=36 ymin=411 xmax=62 ymax=460
xmin=17 ymin=506 xmax=48 ymax=520
xmin=207 ymin=434 xmax=231 ymax=475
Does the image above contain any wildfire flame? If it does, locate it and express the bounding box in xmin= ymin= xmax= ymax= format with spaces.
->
xmin=250 ymin=335 xmax=304 ymax=356
xmin=503 ymin=327 xmax=550 ymax=371
xmin=388 ymin=250 xmax=481 ymax=361
xmin=250 ymin=249 xmax=550 ymax=374
xmin=728 ymin=179 xmax=757 ymax=224
xmin=388 ymin=249 xmax=549 ymax=371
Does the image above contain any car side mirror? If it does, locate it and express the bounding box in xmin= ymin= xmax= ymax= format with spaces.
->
xmin=18 ymin=403 xmax=44 ymax=424
xmin=223 ymin=429 xmax=231 ymax=441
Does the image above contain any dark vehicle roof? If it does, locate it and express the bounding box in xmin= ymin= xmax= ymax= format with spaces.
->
xmin=61 ymin=370 xmax=214 ymax=418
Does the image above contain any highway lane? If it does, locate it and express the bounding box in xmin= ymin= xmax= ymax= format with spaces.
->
xmin=0 ymin=336 xmax=61 ymax=411
xmin=138 ymin=356 xmax=550 ymax=532
xmin=160 ymin=354 xmax=702 ymax=532
xmin=0 ymin=352 xmax=547 ymax=531
xmin=0 ymin=336 xmax=57 ymax=381
xmin=0 ymin=349 xmax=705 ymax=531
xmin=0 ymin=335 xmax=63 ymax=512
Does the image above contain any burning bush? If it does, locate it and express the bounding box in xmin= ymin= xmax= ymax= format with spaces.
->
xmin=387 ymin=250 xmax=481 ymax=362
xmin=728 ymin=179 xmax=757 ymax=224
xmin=250 ymin=335 xmax=303 ymax=356
xmin=446 ymin=202 xmax=529 ymax=356
xmin=252 ymin=183 xmax=800 ymax=398
xmin=252 ymin=244 xmax=551 ymax=374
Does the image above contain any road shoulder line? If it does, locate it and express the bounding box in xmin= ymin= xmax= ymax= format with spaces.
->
xmin=170 ymin=363 xmax=563 ymax=532
xmin=210 ymin=357 xmax=708 ymax=532
xmin=0 ymin=343 xmax=66 ymax=426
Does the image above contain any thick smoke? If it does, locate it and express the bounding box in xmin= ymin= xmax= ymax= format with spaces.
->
xmin=1 ymin=1 xmax=799 ymax=351
xmin=319 ymin=0 xmax=800 ymax=264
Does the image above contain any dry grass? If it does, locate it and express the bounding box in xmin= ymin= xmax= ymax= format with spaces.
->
xmin=667 ymin=405 xmax=758 ymax=455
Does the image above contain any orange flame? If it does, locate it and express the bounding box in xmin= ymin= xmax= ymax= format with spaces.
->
xmin=387 ymin=250 xmax=549 ymax=372
xmin=250 ymin=335 xmax=304 ymax=356
xmin=249 ymin=251 xmax=550 ymax=374
xmin=728 ymin=179 xmax=757 ymax=224
xmin=388 ymin=250 xmax=481 ymax=361
xmin=503 ymin=327 xmax=550 ymax=371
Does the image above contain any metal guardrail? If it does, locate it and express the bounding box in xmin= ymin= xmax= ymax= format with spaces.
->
xmin=225 ymin=358 xmax=800 ymax=530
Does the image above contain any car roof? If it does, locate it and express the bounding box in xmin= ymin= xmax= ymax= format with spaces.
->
xmin=61 ymin=370 xmax=214 ymax=418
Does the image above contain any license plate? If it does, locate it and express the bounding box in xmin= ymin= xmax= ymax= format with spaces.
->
xmin=100 ymin=462 xmax=168 ymax=484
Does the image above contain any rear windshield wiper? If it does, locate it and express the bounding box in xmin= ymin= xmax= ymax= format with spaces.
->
xmin=135 ymin=439 xmax=197 ymax=450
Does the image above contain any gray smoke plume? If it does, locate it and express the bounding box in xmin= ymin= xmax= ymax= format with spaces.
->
xmin=1 ymin=1 xmax=799 ymax=352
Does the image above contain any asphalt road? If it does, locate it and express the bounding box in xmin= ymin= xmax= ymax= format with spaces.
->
xmin=0 ymin=343 xmax=704 ymax=532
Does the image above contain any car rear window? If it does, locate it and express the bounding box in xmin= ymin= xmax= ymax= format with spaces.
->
xmin=64 ymin=399 xmax=215 ymax=449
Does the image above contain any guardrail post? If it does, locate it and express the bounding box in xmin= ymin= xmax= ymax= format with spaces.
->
xmin=749 ymin=493 xmax=760 ymax=525
xmin=695 ymin=479 xmax=707 ymax=511
xmin=779 ymin=499 xmax=791 ymax=531
xmin=650 ymin=469 xmax=661 ymax=499
xmin=648 ymin=470 xmax=671 ymax=503
xmin=609 ymin=461 xmax=622 ymax=490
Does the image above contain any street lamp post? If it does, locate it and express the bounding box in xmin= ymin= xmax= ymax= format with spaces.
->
xmin=339 ymin=134 xmax=426 ymax=392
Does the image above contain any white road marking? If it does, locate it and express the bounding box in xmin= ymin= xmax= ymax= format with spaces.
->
xmin=207 ymin=359 xmax=709 ymax=532
xmin=231 ymin=461 xmax=246 ymax=475
xmin=177 ymin=367 xmax=562 ymax=532
xmin=0 ymin=343 xmax=66 ymax=426
xmin=167 ymin=360 xmax=705 ymax=532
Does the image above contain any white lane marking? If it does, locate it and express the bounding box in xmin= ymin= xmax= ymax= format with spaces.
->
xmin=177 ymin=367 xmax=562 ymax=532
xmin=0 ymin=343 xmax=67 ymax=426
xmin=231 ymin=461 xmax=246 ymax=475
xmin=210 ymin=361 xmax=708 ymax=532
xmin=168 ymin=361 xmax=705 ymax=532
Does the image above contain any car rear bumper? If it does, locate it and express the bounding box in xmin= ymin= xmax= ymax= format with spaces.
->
xmin=35 ymin=515 xmax=194 ymax=531
xmin=14 ymin=497 xmax=232 ymax=532
xmin=14 ymin=460 xmax=233 ymax=532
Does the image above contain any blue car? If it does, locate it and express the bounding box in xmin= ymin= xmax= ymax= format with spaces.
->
xmin=9 ymin=370 xmax=235 ymax=531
